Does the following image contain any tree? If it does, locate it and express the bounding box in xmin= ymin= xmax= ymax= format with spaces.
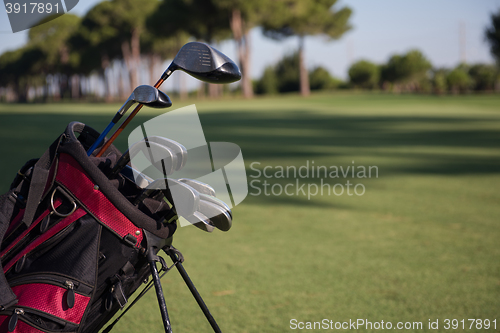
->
xmin=485 ymin=10 xmax=500 ymax=64
xmin=380 ymin=49 xmax=431 ymax=92
xmin=73 ymin=1 xmax=123 ymax=100
xmin=447 ymin=65 xmax=473 ymax=94
xmin=348 ymin=60 xmax=379 ymax=89
xmin=0 ymin=46 xmax=44 ymax=101
xmin=468 ymin=64 xmax=498 ymax=91
xmin=255 ymin=66 xmax=278 ymax=95
xmin=111 ymin=0 xmax=160 ymax=90
xmin=211 ymin=0 xmax=269 ymax=98
xmin=309 ymin=66 xmax=341 ymax=90
xmin=431 ymin=69 xmax=448 ymax=95
xmin=262 ymin=0 xmax=352 ymax=96
xmin=28 ymin=14 xmax=81 ymax=99
xmin=147 ymin=0 xmax=232 ymax=98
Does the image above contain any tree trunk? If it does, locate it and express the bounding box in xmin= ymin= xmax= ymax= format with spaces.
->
xmin=52 ymin=75 xmax=60 ymax=101
xmin=230 ymin=8 xmax=253 ymax=99
xmin=208 ymin=83 xmax=219 ymax=99
xmin=298 ymin=35 xmax=310 ymax=97
xmin=179 ymin=72 xmax=187 ymax=100
xmin=131 ymin=28 xmax=141 ymax=88
xmin=121 ymin=40 xmax=138 ymax=95
xmin=148 ymin=54 xmax=160 ymax=86
xmin=71 ymin=75 xmax=80 ymax=100
xmin=197 ymin=82 xmax=206 ymax=99
xmin=101 ymin=54 xmax=112 ymax=102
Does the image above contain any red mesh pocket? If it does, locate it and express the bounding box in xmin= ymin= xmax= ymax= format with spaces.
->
xmin=0 ymin=315 xmax=44 ymax=333
xmin=12 ymin=283 xmax=90 ymax=324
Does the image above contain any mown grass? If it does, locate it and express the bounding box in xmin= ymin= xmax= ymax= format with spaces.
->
xmin=0 ymin=92 xmax=499 ymax=332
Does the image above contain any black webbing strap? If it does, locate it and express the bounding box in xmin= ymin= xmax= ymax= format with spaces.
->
xmin=0 ymin=192 xmax=18 ymax=309
xmin=21 ymin=134 xmax=64 ymax=227
xmin=102 ymin=259 xmax=175 ymax=333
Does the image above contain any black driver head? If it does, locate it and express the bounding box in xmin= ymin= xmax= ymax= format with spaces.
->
xmin=165 ymin=42 xmax=241 ymax=84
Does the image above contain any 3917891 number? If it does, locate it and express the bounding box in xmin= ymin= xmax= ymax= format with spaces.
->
xmin=443 ymin=319 xmax=497 ymax=330
xmin=5 ymin=3 xmax=59 ymax=14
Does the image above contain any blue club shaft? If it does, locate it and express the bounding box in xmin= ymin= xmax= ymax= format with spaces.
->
xmin=87 ymin=121 xmax=116 ymax=156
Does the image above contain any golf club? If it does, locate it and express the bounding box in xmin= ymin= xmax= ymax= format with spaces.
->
xmin=109 ymin=141 xmax=178 ymax=179
xmin=199 ymin=193 xmax=232 ymax=219
xmin=198 ymin=199 xmax=232 ymax=232
xmin=95 ymin=42 xmax=241 ymax=158
xmin=133 ymin=178 xmax=200 ymax=217
xmin=146 ymin=136 xmax=188 ymax=171
xmin=121 ymin=165 xmax=154 ymax=188
xmin=184 ymin=212 xmax=216 ymax=233
xmin=87 ymin=86 xmax=172 ymax=156
xmin=178 ymin=178 xmax=216 ymax=197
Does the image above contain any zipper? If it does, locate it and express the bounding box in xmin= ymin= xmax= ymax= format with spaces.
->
xmin=9 ymin=273 xmax=93 ymax=296
xmin=7 ymin=306 xmax=76 ymax=333
xmin=8 ymin=308 xmax=23 ymax=332
xmin=3 ymin=222 xmax=75 ymax=274
xmin=65 ymin=280 xmax=75 ymax=308
xmin=1 ymin=209 xmax=59 ymax=265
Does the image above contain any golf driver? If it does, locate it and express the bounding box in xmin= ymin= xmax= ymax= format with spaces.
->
xmin=109 ymin=141 xmax=178 ymax=179
xmin=178 ymin=178 xmax=216 ymax=197
xmin=87 ymin=85 xmax=172 ymax=156
xmin=95 ymin=42 xmax=241 ymax=158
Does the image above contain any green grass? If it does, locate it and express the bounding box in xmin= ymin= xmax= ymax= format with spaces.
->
xmin=1 ymin=92 xmax=499 ymax=332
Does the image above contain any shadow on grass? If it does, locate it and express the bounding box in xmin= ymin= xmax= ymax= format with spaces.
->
xmin=0 ymin=109 xmax=498 ymax=205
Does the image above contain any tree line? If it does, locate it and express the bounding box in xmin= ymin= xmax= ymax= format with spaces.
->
xmin=255 ymin=49 xmax=499 ymax=95
xmin=0 ymin=0 xmax=352 ymax=102
xmin=255 ymin=10 xmax=500 ymax=96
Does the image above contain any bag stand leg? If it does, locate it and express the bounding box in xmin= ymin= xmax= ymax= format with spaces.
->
xmin=165 ymin=246 xmax=222 ymax=333
xmin=147 ymin=249 xmax=173 ymax=333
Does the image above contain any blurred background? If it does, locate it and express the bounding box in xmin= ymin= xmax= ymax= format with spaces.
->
xmin=1 ymin=1 xmax=499 ymax=332
xmin=1 ymin=0 xmax=499 ymax=101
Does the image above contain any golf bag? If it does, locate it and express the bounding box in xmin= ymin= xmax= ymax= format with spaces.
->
xmin=0 ymin=122 xmax=178 ymax=333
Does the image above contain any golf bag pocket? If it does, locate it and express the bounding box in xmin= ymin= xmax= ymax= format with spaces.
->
xmin=1 ymin=210 xmax=100 ymax=333
xmin=0 ymin=279 xmax=90 ymax=332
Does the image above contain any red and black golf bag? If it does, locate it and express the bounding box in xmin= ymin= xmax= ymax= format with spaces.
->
xmin=0 ymin=122 xmax=219 ymax=333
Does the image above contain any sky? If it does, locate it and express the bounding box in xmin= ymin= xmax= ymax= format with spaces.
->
xmin=1 ymin=0 xmax=499 ymax=83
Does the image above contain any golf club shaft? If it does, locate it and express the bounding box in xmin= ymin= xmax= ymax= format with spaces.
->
xmin=87 ymin=121 xmax=115 ymax=156
xmin=95 ymin=78 xmax=165 ymax=157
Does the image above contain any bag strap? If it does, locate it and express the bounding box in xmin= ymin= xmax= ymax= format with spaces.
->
xmin=0 ymin=192 xmax=19 ymax=309
xmin=21 ymin=133 xmax=64 ymax=227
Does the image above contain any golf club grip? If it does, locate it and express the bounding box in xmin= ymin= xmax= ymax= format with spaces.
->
xmin=109 ymin=151 xmax=130 ymax=178
xmin=95 ymin=78 xmax=165 ymax=157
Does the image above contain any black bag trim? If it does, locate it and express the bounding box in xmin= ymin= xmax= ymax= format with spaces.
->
xmin=58 ymin=122 xmax=172 ymax=239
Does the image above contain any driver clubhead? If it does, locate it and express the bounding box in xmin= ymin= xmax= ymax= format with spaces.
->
xmin=168 ymin=42 xmax=241 ymax=84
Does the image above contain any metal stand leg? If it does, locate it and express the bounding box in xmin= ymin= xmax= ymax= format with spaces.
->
xmin=147 ymin=250 xmax=173 ymax=333
xmin=165 ymin=247 xmax=222 ymax=333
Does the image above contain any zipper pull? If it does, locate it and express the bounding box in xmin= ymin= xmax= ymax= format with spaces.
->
xmin=8 ymin=308 xmax=24 ymax=332
xmin=65 ymin=281 xmax=75 ymax=308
